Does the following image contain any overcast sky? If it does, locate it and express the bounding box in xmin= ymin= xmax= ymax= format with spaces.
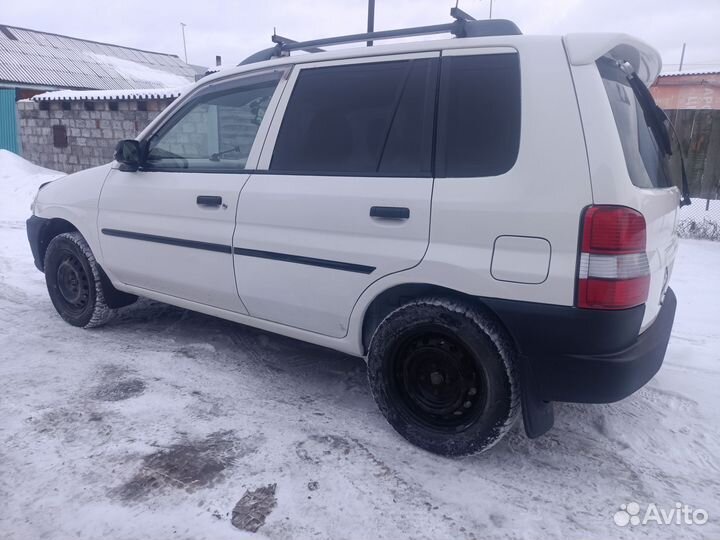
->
xmin=3 ymin=0 xmax=719 ymax=72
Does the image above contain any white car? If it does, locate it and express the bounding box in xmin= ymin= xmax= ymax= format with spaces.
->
xmin=27 ymin=13 xmax=689 ymax=456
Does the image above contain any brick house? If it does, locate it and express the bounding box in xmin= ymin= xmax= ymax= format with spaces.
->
xmin=18 ymin=88 xmax=183 ymax=173
xmin=0 ymin=23 xmax=200 ymax=162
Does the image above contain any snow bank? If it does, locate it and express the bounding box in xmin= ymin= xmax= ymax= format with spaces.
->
xmin=0 ymin=150 xmax=64 ymax=224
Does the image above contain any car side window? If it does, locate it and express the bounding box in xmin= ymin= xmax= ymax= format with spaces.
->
xmin=270 ymin=58 xmax=438 ymax=176
xmin=435 ymin=52 xmax=521 ymax=178
xmin=145 ymin=73 xmax=282 ymax=170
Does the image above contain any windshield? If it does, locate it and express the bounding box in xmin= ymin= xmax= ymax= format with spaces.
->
xmin=596 ymin=57 xmax=683 ymax=190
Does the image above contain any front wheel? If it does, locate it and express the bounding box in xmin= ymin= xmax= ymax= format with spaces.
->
xmin=44 ymin=232 xmax=113 ymax=328
xmin=367 ymin=298 xmax=519 ymax=456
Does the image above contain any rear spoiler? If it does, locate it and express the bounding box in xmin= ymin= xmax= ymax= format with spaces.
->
xmin=563 ymin=33 xmax=662 ymax=87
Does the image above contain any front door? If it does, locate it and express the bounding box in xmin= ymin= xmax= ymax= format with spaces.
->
xmin=98 ymin=69 xmax=288 ymax=312
xmin=233 ymin=53 xmax=439 ymax=337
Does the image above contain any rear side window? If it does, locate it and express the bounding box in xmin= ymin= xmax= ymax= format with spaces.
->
xmin=270 ymin=58 xmax=438 ymax=176
xmin=435 ymin=53 xmax=521 ymax=178
xmin=597 ymin=58 xmax=675 ymax=189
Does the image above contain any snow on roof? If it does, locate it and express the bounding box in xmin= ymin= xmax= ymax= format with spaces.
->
xmin=32 ymin=86 xmax=190 ymax=102
xmin=89 ymin=53 xmax=192 ymax=87
xmin=0 ymin=23 xmax=196 ymax=90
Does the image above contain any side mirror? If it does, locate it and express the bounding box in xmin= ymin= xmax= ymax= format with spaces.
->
xmin=114 ymin=139 xmax=142 ymax=171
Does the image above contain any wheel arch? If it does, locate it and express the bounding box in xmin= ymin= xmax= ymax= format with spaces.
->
xmin=359 ymin=282 xmax=515 ymax=355
xmin=42 ymin=227 xmax=137 ymax=310
xmin=35 ymin=218 xmax=79 ymax=272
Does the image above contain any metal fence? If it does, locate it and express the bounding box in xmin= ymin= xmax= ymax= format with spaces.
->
xmin=677 ymin=198 xmax=720 ymax=240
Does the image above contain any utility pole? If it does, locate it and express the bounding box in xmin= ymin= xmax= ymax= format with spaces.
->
xmin=678 ymin=42 xmax=686 ymax=72
xmin=180 ymin=22 xmax=188 ymax=63
xmin=489 ymin=0 xmax=493 ymax=19
xmin=367 ymin=0 xmax=375 ymax=47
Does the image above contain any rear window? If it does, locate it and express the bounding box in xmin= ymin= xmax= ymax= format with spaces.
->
xmin=435 ymin=52 xmax=521 ymax=178
xmin=270 ymin=58 xmax=438 ymax=176
xmin=597 ymin=58 xmax=678 ymax=189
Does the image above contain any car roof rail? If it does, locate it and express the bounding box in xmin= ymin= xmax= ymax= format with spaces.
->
xmin=239 ymin=8 xmax=522 ymax=65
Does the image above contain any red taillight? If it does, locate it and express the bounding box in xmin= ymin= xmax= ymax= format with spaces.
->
xmin=577 ymin=206 xmax=650 ymax=310
xmin=581 ymin=206 xmax=646 ymax=254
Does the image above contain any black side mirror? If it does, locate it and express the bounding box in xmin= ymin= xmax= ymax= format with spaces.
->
xmin=114 ymin=139 xmax=142 ymax=171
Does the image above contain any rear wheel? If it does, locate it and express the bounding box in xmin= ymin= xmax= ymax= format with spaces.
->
xmin=367 ymin=298 xmax=519 ymax=456
xmin=44 ymin=232 xmax=113 ymax=328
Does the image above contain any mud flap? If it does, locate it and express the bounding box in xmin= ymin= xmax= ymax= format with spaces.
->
xmin=97 ymin=264 xmax=138 ymax=309
xmin=519 ymin=355 xmax=555 ymax=438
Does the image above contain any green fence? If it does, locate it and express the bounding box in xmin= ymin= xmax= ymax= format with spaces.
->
xmin=0 ymin=88 xmax=20 ymax=154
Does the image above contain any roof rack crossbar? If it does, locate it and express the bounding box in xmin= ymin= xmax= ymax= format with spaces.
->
xmin=271 ymin=34 xmax=325 ymax=53
xmin=239 ymin=9 xmax=521 ymax=66
xmin=275 ymin=22 xmax=462 ymax=53
xmin=449 ymin=6 xmax=476 ymax=22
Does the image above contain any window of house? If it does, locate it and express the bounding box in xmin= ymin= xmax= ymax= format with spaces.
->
xmin=145 ymin=73 xmax=281 ymax=170
xmin=52 ymin=125 xmax=68 ymax=148
xmin=435 ymin=53 xmax=521 ymax=178
xmin=270 ymin=58 xmax=438 ymax=176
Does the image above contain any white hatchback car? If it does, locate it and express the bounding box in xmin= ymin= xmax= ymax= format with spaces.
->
xmin=27 ymin=13 xmax=689 ymax=455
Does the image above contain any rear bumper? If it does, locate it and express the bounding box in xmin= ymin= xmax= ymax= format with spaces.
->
xmin=27 ymin=215 xmax=48 ymax=272
xmin=532 ymin=288 xmax=676 ymax=403
xmin=486 ymin=288 xmax=677 ymax=404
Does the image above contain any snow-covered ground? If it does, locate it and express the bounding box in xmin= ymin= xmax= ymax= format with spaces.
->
xmin=1 ymin=154 xmax=719 ymax=539
xmin=0 ymin=150 xmax=64 ymax=225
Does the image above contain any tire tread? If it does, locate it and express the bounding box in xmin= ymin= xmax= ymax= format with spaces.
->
xmin=368 ymin=296 xmax=520 ymax=456
xmin=45 ymin=232 xmax=113 ymax=328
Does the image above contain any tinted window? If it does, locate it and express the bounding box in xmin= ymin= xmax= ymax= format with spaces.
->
xmin=146 ymin=74 xmax=280 ymax=170
xmin=436 ymin=53 xmax=521 ymax=178
xmin=597 ymin=58 xmax=677 ymax=189
xmin=271 ymin=59 xmax=438 ymax=176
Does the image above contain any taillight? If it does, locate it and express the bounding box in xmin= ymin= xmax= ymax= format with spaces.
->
xmin=577 ymin=206 xmax=650 ymax=309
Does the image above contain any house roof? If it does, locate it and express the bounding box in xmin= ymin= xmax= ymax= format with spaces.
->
xmin=30 ymin=86 xmax=188 ymax=102
xmin=659 ymin=69 xmax=720 ymax=78
xmin=0 ymin=23 xmax=197 ymax=90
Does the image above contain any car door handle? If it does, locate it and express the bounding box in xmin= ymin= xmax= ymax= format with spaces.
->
xmin=197 ymin=195 xmax=222 ymax=207
xmin=370 ymin=206 xmax=410 ymax=220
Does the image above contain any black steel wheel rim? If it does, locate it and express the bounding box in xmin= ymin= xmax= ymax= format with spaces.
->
xmin=391 ymin=328 xmax=488 ymax=432
xmin=55 ymin=252 xmax=90 ymax=313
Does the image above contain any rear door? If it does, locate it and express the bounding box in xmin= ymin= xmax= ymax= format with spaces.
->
xmin=232 ymin=52 xmax=439 ymax=338
xmin=594 ymin=57 xmax=681 ymax=329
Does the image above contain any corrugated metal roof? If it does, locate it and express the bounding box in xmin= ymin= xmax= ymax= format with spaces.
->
xmin=659 ymin=69 xmax=720 ymax=77
xmin=0 ymin=24 xmax=197 ymax=90
xmin=31 ymin=87 xmax=188 ymax=101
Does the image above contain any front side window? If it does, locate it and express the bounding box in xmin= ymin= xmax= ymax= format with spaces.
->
xmin=145 ymin=74 xmax=281 ymax=170
xmin=270 ymin=58 xmax=438 ymax=176
xmin=435 ymin=52 xmax=521 ymax=178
